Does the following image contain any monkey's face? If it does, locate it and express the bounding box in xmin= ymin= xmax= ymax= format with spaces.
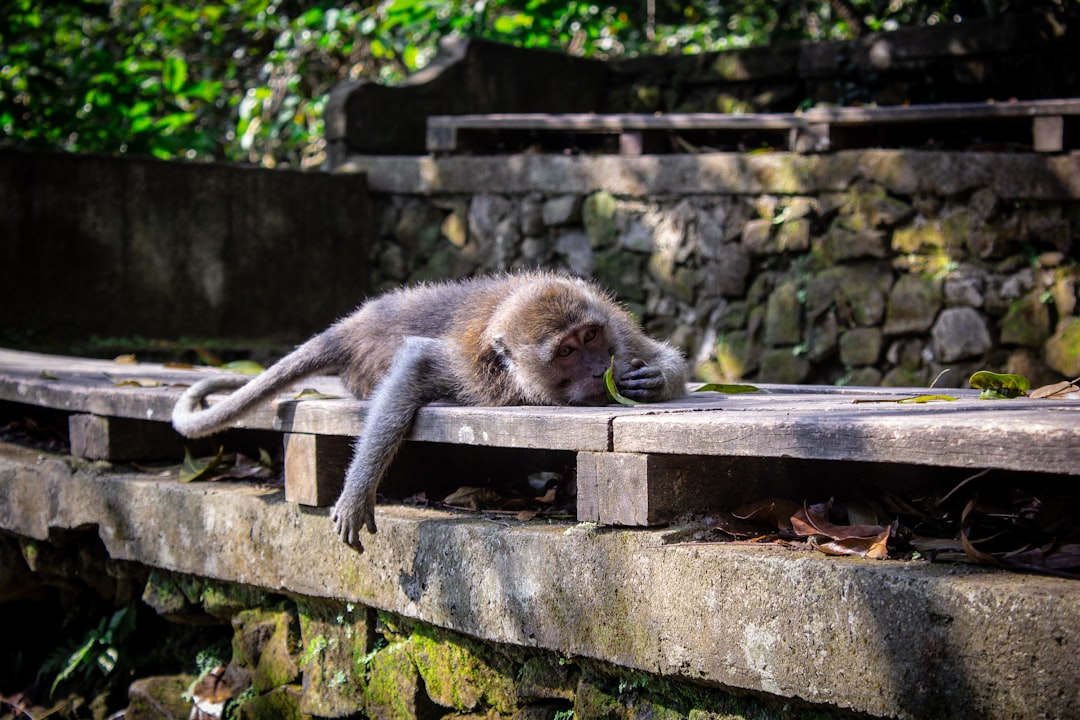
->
xmin=546 ymin=323 xmax=612 ymax=405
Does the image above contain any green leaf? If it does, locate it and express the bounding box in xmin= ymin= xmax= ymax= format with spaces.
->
xmin=696 ymin=383 xmax=764 ymax=394
xmin=897 ymin=394 xmax=957 ymax=404
xmin=220 ymin=360 xmax=264 ymax=375
xmin=179 ymin=446 xmax=224 ymax=483
xmin=163 ymin=53 xmax=188 ymax=94
xmin=604 ymin=357 xmax=641 ymax=406
xmin=969 ymin=371 xmax=1030 ymax=399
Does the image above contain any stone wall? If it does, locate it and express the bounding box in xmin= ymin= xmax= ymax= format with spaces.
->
xmin=345 ymin=151 xmax=1080 ymax=388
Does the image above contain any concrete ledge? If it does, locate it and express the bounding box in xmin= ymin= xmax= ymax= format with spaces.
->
xmin=3 ymin=441 xmax=1078 ymax=719
xmin=340 ymin=150 xmax=1080 ymax=200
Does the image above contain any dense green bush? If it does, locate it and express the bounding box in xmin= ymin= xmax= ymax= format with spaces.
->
xmin=0 ymin=0 xmax=1053 ymax=167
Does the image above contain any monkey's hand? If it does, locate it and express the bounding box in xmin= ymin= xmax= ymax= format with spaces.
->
xmin=617 ymin=358 xmax=669 ymax=401
xmin=332 ymin=486 xmax=378 ymax=552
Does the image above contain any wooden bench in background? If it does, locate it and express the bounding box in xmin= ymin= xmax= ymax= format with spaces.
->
xmin=427 ymin=98 xmax=1080 ymax=155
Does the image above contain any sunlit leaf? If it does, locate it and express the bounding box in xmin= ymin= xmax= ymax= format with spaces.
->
xmin=294 ymin=388 xmax=339 ymax=400
xmin=1029 ymin=379 xmax=1080 ymax=399
xmin=695 ymin=383 xmax=764 ymax=394
xmin=897 ymin=394 xmax=957 ymax=404
xmin=114 ymin=377 xmax=162 ymax=388
xmin=969 ymin=370 xmax=1030 ymax=399
xmin=221 ymin=360 xmax=264 ymax=375
xmin=179 ymin=446 xmax=224 ymax=483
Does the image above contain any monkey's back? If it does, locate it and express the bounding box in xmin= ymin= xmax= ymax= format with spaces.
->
xmin=330 ymin=275 xmax=525 ymax=400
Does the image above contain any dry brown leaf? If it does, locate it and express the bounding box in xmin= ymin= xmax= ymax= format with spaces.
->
xmin=442 ymin=486 xmax=501 ymax=511
xmin=732 ymin=498 xmax=801 ymax=530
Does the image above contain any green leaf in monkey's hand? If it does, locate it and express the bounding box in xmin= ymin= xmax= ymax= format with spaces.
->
xmin=604 ymin=357 xmax=641 ymax=406
xmin=969 ymin=371 xmax=1030 ymax=399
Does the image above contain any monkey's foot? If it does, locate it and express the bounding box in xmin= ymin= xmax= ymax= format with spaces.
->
xmin=332 ymin=491 xmax=378 ymax=551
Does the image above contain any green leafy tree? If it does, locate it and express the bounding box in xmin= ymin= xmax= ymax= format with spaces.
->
xmin=1 ymin=0 xmax=1066 ymax=166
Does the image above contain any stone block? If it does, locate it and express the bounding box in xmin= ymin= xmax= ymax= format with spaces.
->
xmin=1045 ymin=317 xmax=1080 ymax=377
xmin=763 ymin=281 xmax=803 ymax=346
xmin=1000 ymin=290 xmax=1052 ymax=347
xmin=839 ymin=328 xmax=883 ymax=367
xmin=932 ymin=307 xmax=993 ymax=363
xmin=884 ymin=275 xmax=942 ymax=335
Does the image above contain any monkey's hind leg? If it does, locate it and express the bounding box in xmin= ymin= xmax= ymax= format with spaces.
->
xmin=332 ymin=336 xmax=450 ymax=550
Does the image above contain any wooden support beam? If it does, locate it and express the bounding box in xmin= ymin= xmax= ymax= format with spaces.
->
xmin=283 ymin=433 xmax=352 ymax=506
xmin=69 ymin=413 xmax=189 ymax=461
xmin=1034 ymin=115 xmax=1065 ymax=152
xmin=576 ymin=451 xmax=738 ymax=526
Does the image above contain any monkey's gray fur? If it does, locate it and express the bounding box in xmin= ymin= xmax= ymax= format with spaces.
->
xmin=172 ymin=272 xmax=688 ymax=550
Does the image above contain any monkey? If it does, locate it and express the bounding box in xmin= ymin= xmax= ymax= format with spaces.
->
xmin=172 ymin=272 xmax=688 ymax=550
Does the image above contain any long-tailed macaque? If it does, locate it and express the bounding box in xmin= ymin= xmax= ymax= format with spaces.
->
xmin=172 ymin=273 xmax=688 ymax=549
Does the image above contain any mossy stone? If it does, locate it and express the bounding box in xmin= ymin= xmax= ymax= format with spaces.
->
xmin=1000 ymin=290 xmax=1052 ymax=347
xmin=231 ymin=606 xmax=301 ymax=693
xmin=1045 ymin=317 xmax=1080 ymax=377
xmin=583 ymin=191 xmax=619 ymax=249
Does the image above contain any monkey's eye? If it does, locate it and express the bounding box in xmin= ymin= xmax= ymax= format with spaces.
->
xmin=556 ymin=345 xmax=575 ymax=358
xmin=583 ymin=328 xmax=598 ymax=343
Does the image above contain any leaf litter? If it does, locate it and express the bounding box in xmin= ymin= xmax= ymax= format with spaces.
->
xmin=702 ymin=467 xmax=1080 ymax=579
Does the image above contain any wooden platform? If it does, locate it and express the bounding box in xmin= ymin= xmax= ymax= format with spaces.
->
xmin=1 ymin=348 xmax=1077 ymax=526
xmin=426 ymin=98 xmax=1080 ymax=155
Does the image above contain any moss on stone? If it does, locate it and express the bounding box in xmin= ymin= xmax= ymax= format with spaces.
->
xmin=583 ymin=191 xmax=619 ymax=249
xmin=1000 ymin=290 xmax=1052 ymax=347
xmin=1045 ymin=317 xmax=1080 ymax=377
xmin=236 ymin=685 xmax=308 ymax=720
xmin=295 ymin=598 xmax=371 ymax=717
xmin=231 ymin=605 xmax=301 ymax=694
xmin=404 ymin=624 xmax=520 ymax=713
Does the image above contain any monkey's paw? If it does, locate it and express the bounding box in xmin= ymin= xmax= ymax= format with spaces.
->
xmin=332 ymin=489 xmax=378 ymax=551
xmin=617 ymin=359 xmax=667 ymax=401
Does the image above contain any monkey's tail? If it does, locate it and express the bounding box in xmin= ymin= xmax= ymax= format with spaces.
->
xmin=171 ymin=332 xmax=339 ymax=438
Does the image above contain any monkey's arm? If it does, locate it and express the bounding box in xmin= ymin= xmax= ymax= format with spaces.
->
xmin=332 ymin=335 xmax=451 ymax=550
xmin=616 ymin=336 xmax=689 ymax=402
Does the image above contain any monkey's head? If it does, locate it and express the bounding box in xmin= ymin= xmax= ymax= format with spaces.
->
xmin=486 ymin=278 xmax=617 ymax=406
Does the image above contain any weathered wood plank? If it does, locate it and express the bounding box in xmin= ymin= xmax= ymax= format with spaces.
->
xmin=613 ymin=392 xmax=1080 ymax=476
xmin=0 ymin=349 xmax=614 ymax=451
xmin=427 ymin=100 xmax=1080 ymax=154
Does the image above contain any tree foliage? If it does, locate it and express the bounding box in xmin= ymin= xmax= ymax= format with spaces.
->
xmin=0 ymin=0 xmax=1066 ymax=167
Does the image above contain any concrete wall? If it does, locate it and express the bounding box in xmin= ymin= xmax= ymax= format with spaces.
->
xmin=0 ymin=149 xmax=372 ymax=346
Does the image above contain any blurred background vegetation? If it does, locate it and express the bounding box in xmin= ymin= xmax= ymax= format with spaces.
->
xmin=0 ymin=0 xmax=1069 ymax=168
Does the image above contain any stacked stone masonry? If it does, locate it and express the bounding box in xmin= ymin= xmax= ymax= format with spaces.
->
xmin=355 ymin=151 xmax=1080 ymax=389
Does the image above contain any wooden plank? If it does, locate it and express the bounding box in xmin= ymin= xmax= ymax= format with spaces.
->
xmin=612 ymin=391 xmax=1080 ymax=476
xmin=426 ymin=100 xmax=1080 ymax=154
xmin=0 ymin=349 xmax=615 ymax=452
xmin=284 ymin=433 xmax=352 ymax=506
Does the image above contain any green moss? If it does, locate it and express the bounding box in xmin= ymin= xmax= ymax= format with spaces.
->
xmin=231 ymin=605 xmax=301 ymax=693
xmin=583 ymin=191 xmax=619 ymax=249
xmin=405 ymin=625 xmax=520 ymax=713
xmin=295 ymin=598 xmax=371 ymax=717
xmin=1045 ymin=316 xmax=1080 ymax=377
xmin=235 ymin=685 xmax=307 ymax=720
